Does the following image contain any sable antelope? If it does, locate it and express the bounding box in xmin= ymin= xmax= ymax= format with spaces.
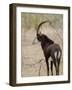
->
xmin=36 ymin=21 xmax=62 ymax=75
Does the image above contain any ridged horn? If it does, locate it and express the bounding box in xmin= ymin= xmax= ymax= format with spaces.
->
xmin=37 ymin=20 xmax=49 ymax=34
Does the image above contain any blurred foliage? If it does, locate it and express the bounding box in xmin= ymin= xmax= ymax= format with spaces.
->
xmin=21 ymin=12 xmax=63 ymax=31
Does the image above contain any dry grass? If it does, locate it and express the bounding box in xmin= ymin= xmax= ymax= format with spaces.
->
xmin=21 ymin=27 xmax=63 ymax=77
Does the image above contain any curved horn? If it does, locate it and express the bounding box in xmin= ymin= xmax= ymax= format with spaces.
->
xmin=37 ymin=20 xmax=49 ymax=34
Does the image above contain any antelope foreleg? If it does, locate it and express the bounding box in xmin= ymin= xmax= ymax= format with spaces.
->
xmin=51 ymin=61 xmax=53 ymax=75
xmin=46 ymin=60 xmax=49 ymax=76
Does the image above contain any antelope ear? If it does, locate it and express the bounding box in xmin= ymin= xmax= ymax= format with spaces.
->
xmin=32 ymin=36 xmax=38 ymax=45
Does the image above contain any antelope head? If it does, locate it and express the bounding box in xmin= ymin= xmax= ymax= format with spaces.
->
xmin=36 ymin=21 xmax=49 ymax=42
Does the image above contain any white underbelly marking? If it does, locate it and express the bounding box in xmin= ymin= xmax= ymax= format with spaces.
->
xmin=54 ymin=51 xmax=61 ymax=59
xmin=54 ymin=51 xmax=57 ymax=59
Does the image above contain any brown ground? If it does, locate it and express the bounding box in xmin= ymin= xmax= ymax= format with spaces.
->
xmin=21 ymin=24 xmax=63 ymax=77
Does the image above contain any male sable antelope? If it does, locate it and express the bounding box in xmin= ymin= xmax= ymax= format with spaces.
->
xmin=36 ymin=21 xmax=62 ymax=75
